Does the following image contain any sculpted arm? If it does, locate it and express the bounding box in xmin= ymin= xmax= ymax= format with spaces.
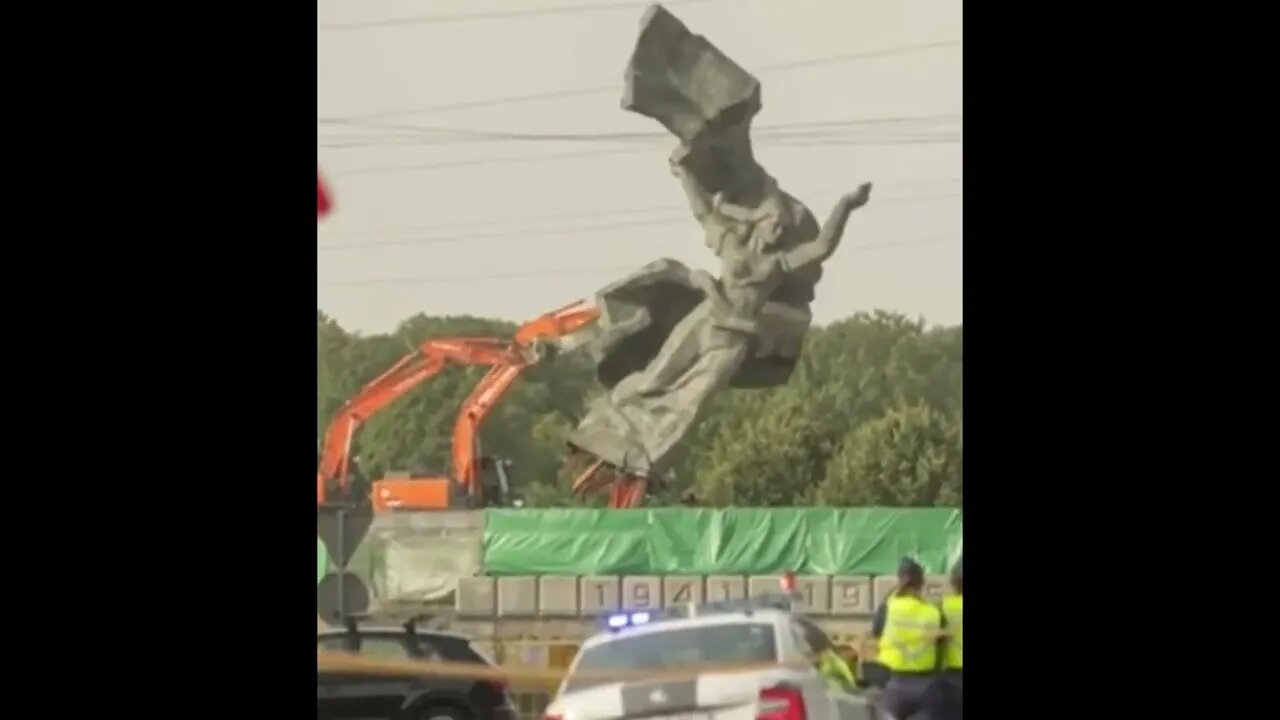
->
xmin=780 ymin=183 xmax=872 ymax=272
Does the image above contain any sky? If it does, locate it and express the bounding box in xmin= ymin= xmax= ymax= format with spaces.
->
xmin=318 ymin=0 xmax=962 ymax=333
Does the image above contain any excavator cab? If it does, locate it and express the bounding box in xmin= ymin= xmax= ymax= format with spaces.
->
xmin=369 ymin=457 xmax=517 ymax=512
xmin=370 ymin=474 xmax=458 ymax=512
xmin=479 ymin=457 xmax=520 ymax=508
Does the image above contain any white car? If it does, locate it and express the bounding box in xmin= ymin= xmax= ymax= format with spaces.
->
xmin=543 ymin=600 xmax=878 ymax=720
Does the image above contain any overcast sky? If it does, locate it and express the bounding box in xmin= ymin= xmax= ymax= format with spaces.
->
xmin=318 ymin=0 xmax=962 ymax=333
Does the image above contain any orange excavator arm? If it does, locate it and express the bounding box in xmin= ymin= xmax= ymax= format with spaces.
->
xmin=512 ymin=300 xmax=599 ymax=347
xmin=317 ymin=337 xmax=522 ymax=505
xmin=451 ymin=301 xmax=601 ymax=503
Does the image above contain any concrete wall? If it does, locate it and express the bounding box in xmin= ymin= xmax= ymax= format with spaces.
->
xmin=456 ymin=573 xmax=951 ymax=618
xmin=443 ymin=572 xmax=951 ymax=641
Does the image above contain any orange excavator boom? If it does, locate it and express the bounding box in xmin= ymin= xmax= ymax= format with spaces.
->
xmin=319 ymin=301 xmax=602 ymax=509
xmin=513 ymin=300 xmax=599 ymax=347
xmin=316 ymin=337 xmax=522 ymax=505
xmin=448 ymin=300 xmax=601 ymax=504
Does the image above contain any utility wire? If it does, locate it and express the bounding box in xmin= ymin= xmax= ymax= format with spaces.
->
xmin=317 ymin=178 xmax=961 ymax=239
xmin=322 ymin=41 xmax=962 ymax=123
xmin=318 ymin=193 xmax=961 ymax=251
xmin=319 ymin=0 xmax=731 ymax=32
xmin=337 ymin=134 xmax=960 ymax=176
xmin=318 ymin=114 xmax=962 ymax=148
xmin=319 ymin=235 xmax=955 ymax=287
xmin=321 ymin=265 xmax=639 ymax=287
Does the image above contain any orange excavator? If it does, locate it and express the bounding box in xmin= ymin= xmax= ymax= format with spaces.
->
xmin=318 ymin=176 xmax=649 ymax=509
xmin=316 ymin=301 xmax=600 ymax=511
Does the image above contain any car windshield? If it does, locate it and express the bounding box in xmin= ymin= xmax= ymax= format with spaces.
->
xmin=564 ymin=622 xmax=777 ymax=693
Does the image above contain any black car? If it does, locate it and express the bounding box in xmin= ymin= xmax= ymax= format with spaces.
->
xmin=318 ymin=622 xmax=517 ymax=720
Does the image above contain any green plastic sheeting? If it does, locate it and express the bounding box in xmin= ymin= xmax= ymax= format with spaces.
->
xmin=318 ymin=536 xmax=330 ymax=585
xmin=482 ymin=508 xmax=962 ymax=576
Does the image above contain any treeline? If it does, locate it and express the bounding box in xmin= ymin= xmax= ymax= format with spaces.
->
xmin=318 ymin=309 xmax=962 ymax=508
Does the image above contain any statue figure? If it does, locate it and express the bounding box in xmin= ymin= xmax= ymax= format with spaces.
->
xmin=565 ymin=4 xmax=873 ymax=506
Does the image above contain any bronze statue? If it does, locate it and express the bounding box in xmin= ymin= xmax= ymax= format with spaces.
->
xmin=565 ymin=4 xmax=872 ymax=506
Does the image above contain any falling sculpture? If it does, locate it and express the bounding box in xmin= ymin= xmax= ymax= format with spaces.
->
xmin=565 ymin=4 xmax=872 ymax=507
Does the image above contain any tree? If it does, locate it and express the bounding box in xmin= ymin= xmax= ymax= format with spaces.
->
xmin=688 ymin=386 xmax=837 ymax=505
xmin=316 ymin=308 xmax=962 ymax=508
xmin=814 ymin=402 xmax=962 ymax=507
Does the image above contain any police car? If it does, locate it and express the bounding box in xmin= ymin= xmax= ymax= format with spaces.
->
xmin=543 ymin=593 xmax=878 ymax=720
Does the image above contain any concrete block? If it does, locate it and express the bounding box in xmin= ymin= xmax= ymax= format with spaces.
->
xmin=873 ymin=575 xmax=897 ymax=607
xmin=791 ymin=575 xmax=831 ymax=615
xmin=497 ymin=576 xmax=537 ymax=617
xmin=621 ymin=576 xmax=662 ymax=611
xmin=705 ymin=575 xmax=747 ymax=603
xmin=749 ymin=575 xmax=784 ymax=598
xmin=662 ymin=576 xmax=705 ymax=608
xmin=873 ymin=574 xmax=951 ymax=606
xmin=455 ymin=576 xmax=496 ymax=617
xmin=580 ymin=576 xmax=621 ymax=615
xmin=538 ymin=576 xmax=579 ymax=617
xmin=830 ymin=576 xmax=873 ymax=616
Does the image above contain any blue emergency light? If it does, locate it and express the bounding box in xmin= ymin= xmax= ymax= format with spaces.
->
xmin=605 ymin=611 xmax=653 ymax=630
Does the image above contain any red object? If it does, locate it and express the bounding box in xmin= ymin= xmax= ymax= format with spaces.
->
xmin=485 ymin=680 xmax=510 ymax=698
xmin=318 ymin=170 xmax=332 ymax=218
xmin=757 ymin=686 xmax=806 ymax=720
xmin=780 ymin=571 xmax=796 ymax=592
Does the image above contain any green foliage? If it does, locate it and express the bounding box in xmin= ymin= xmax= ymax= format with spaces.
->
xmin=814 ymin=403 xmax=962 ymax=506
xmin=316 ymin=310 xmax=961 ymax=508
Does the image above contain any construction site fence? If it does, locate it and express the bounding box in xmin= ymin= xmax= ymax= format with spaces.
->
xmin=318 ymin=507 xmax=963 ymax=613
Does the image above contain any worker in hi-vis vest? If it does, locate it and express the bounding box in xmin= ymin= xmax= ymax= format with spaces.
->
xmin=932 ymin=556 xmax=963 ymax=720
xmin=817 ymin=645 xmax=856 ymax=692
xmin=874 ymin=557 xmax=943 ymax=720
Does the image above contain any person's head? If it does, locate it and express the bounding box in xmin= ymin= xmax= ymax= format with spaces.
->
xmin=897 ymin=557 xmax=925 ymax=594
xmin=950 ymin=556 xmax=963 ymax=594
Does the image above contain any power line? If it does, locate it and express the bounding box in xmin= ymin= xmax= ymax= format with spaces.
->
xmin=337 ymin=134 xmax=960 ymax=176
xmin=318 ymin=114 xmax=962 ymax=148
xmin=320 ymin=265 xmax=638 ymax=287
xmin=319 ymin=0 xmax=729 ymax=32
xmin=318 ymin=236 xmax=956 ymax=287
xmin=318 ymin=204 xmax=675 ymax=239
xmin=318 ymin=193 xmax=961 ymax=251
xmin=321 ymin=216 xmax=686 ymax=251
xmin=322 ymin=40 xmax=962 ymax=123
xmin=316 ymin=178 xmax=961 ymax=239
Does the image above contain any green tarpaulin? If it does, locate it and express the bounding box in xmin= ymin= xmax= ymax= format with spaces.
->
xmin=318 ymin=536 xmax=330 ymax=585
xmin=482 ymin=508 xmax=962 ymax=576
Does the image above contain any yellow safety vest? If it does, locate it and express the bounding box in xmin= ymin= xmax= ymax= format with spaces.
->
xmin=878 ymin=595 xmax=941 ymax=672
xmin=817 ymin=648 xmax=855 ymax=692
xmin=940 ymin=594 xmax=962 ymax=670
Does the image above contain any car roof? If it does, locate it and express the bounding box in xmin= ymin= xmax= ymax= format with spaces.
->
xmin=580 ymin=608 xmax=791 ymax=650
xmin=317 ymin=627 xmax=474 ymax=642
